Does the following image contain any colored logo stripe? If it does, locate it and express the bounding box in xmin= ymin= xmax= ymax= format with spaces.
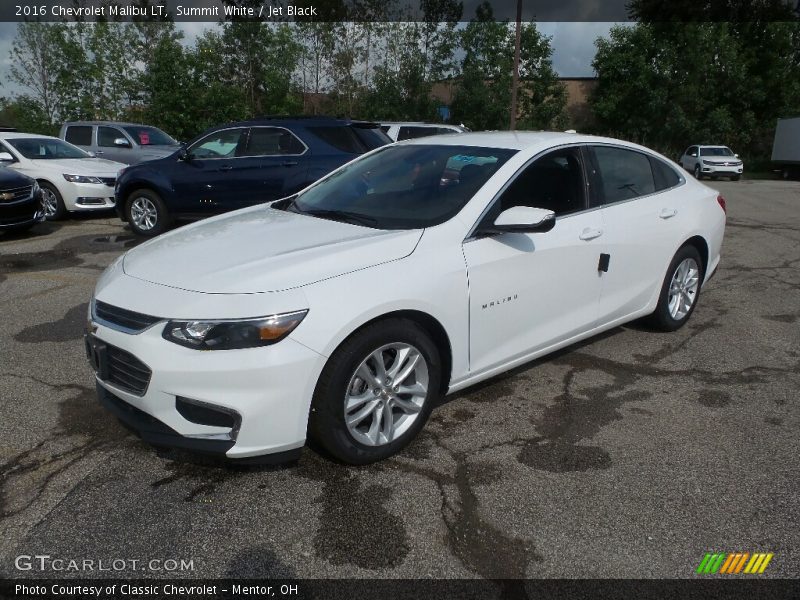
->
xmin=697 ymin=552 xmax=773 ymax=574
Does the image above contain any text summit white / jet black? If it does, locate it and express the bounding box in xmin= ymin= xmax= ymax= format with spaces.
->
xmin=85 ymin=132 xmax=726 ymax=464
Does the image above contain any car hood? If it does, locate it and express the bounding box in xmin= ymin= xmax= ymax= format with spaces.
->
xmin=137 ymin=146 xmax=180 ymax=161
xmin=34 ymin=157 xmax=124 ymax=176
xmin=122 ymin=206 xmax=423 ymax=294
xmin=702 ymin=156 xmax=739 ymax=163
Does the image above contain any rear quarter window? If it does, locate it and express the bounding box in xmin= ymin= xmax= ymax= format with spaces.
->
xmin=307 ymin=125 xmax=389 ymax=154
xmin=650 ymin=157 xmax=682 ymax=191
xmin=64 ymin=126 xmax=92 ymax=146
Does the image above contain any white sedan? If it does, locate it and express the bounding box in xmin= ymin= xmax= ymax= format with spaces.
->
xmin=85 ymin=132 xmax=726 ymax=464
xmin=0 ymin=133 xmax=126 ymax=219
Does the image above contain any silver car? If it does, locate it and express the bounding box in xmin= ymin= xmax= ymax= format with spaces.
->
xmin=60 ymin=121 xmax=180 ymax=165
xmin=679 ymin=145 xmax=743 ymax=181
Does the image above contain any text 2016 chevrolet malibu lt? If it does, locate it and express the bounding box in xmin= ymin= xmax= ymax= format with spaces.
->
xmin=85 ymin=132 xmax=726 ymax=464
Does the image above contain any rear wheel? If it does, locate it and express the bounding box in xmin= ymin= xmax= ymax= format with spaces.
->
xmin=308 ymin=318 xmax=440 ymax=464
xmin=649 ymin=245 xmax=703 ymax=331
xmin=126 ymin=189 xmax=171 ymax=236
xmin=40 ymin=182 xmax=66 ymax=220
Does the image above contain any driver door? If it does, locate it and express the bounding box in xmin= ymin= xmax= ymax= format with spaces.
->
xmin=462 ymin=146 xmax=605 ymax=374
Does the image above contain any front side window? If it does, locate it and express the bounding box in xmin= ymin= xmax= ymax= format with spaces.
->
xmin=290 ymin=144 xmax=516 ymax=230
xmin=591 ymin=145 xmax=656 ymax=205
xmin=189 ymin=128 xmax=246 ymax=159
xmin=64 ymin=126 xmax=92 ymax=146
xmin=687 ymin=146 xmax=699 ymax=156
xmin=98 ymin=126 xmax=127 ymax=147
xmin=245 ymin=127 xmax=305 ymax=156
xmin=7 ymin=138 xmax=90 ymax=160
xmin=122 ymin=126 xmax=176 ymax=146
xmin=494 ymin=147 xmax=587 ymax=216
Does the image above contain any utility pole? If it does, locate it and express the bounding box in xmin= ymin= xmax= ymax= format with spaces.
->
xmin=509 ymin=0 xmax=522 ymax=130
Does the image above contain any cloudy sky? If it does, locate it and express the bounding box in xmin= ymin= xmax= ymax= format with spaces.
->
xmin=0 ymin=21 xmax=618 ymax=97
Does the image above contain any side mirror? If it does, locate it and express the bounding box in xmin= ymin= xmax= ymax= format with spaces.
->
xmin=0 ymin=151 xmax=14 ymax=162
xmin=113 ymin=137 xmax=131 ymax=148
xmin=87 ymin=151 xmax=96 ymax=158
xmin=690 ymin=152 xmax=697 ymax=157
xmin=734 ymin=153 xmax=739 ymax=158
xmin=479 ymin=206 xmax=556 ymax=235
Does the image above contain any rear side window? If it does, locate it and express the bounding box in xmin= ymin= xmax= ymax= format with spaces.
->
xmin=65 ymin=126 xmax=92 ymax=146
xmin=591 ymin=146 xmax=656 ymax=205
xmin=308 ymin=125 xmax=389 ymax=154
xmin=245 ymin=127 xmax=305 ymax=156
xmin=650 ymin=157 xmax=682 ymax=191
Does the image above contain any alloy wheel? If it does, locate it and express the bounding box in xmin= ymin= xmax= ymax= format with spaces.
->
xmin=130 ymin=196 xmax=158 ymax=231
xmin=344 ymin=343 xmax=429 ymax=446
xmin=668 ymin=257 xmax=700 ymax=320
xmin=41 ymin=187 xmax=58 ymax=217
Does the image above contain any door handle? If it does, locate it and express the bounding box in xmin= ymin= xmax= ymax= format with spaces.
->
xmin=659 ymin=208 xmax=678 ymax=219
xmin=579 ymin=227 xmax=603 ymax=241
xmin=94 ymin=150 xmax=104 ymax=155
xmin=281 ymin=161 xmax=298 ymax=167
xmin=219 ymin=165 xmax=233 ymax=172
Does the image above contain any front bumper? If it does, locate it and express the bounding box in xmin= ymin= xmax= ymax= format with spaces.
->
xmin=65 ymin=182 xmax=116 ymax=211
xmin=87 ymin=317 xmax=326 ymax=461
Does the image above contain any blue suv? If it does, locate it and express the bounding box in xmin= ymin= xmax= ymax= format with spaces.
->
xmin=115 ymin=117 xmax=391 ymax=236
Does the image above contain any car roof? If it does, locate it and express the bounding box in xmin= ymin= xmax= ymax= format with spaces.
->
xmin=398 ymin=131 xmax=645 ymax=151
xmin=63 ymin=121 xmax=152 ymax=127
xmin=0 ymin=132 xmax=59 ymax=140
xmin=381 ymin=122 xmax=461 ymax=127
xmin=225 ymin=116 xmax=379 ymax=128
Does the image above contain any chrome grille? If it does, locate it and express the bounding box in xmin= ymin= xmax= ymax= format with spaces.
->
xmin=105 ymin=344 xmax=151 ymax=396
xmin=94 ymin=300 xmax=162 ymax=333
xmin=0 ymin=185 xmax=33 ymax=204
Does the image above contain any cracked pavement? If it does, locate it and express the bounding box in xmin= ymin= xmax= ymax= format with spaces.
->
xmin=0 ymin=180 xmax=798 ymax=583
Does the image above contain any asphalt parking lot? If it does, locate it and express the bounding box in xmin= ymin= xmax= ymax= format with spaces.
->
xmin=0 ymin=179 xmax=798 ymax=581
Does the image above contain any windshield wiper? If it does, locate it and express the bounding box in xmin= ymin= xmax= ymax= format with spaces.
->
xmin=303 ymin=209 xmax=380 ymax=228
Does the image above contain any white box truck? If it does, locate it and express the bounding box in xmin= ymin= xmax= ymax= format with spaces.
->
xmin=772 ymin=117 xmax=800 ymax=179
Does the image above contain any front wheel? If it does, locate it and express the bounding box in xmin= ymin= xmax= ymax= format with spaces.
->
xmin=648 ymin=245 xmax=703 ymax=331
xmin=40 ymin=182 xmax=66 ymax=220
xmin=731 ymin=174 xmax=741 ymax=181
xmin=125 ymin=189 xmax=171 ymax=236
xmin=693 ymin=164 xmax=703 ymax=180
xmin=308 ymin=319 xmax=441 ymax=464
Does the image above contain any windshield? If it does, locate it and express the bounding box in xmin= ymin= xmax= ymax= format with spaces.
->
xmin=122 ymin=126 xmax=176 ymax=146
xmin=291 ymin=144 xmax=517 ymax=230
xmin=700 ymin=147 xmax=734 ymax=157
xmin=7 ymin=138 xmax=90 ymax=160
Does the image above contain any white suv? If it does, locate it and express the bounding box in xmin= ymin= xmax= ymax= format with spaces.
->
xmin=380 ymin=122 xmax=467 ymax=142
xmin=680 ymin=145 xmax=743 ymax=180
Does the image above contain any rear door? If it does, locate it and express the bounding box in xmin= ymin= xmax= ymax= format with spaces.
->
xmin=233 ymin=126 xmax=309 ymax=209
xmin=463 ymin=145 xmax=605 ymax=373
xmin=588 ymin=144 xmax=688 ymax=323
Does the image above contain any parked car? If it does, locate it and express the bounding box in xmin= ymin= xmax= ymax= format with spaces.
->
xmin=86 ymin=132 xmax=725 ymax=464
xmin=771 ymin=117 xmax=800 ymax=180
xmin=115 ymin=116 xmax=391 ymax=236
xmin=679 ymin=145 xmax=743 ymax=180
xmin=380 ymin=122 xmax=468 ymax=142
xmin=0 ymin=167 xmax=44 ymax=233
xmin=61 ymin=121 xmax=180 ymax=165
xmin=0 ymin=133 xmax=126 ymax=220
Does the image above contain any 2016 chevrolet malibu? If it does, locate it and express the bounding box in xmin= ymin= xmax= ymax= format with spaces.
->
xmin=85 ymin=132 xmax=726 ymax=464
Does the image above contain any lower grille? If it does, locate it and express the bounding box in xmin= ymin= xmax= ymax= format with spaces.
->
xmin=105 ymin=344 xmax=152 ymax=396
xmin=94 ymin=300 xmax=162 ymax=333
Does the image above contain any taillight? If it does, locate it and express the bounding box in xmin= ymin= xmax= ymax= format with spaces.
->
xmin=717 ymin=194 xmax=726 ymax=213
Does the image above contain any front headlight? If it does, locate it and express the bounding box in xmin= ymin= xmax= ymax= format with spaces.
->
xmin=63 ymin=174 xmax=103 ymax=184
xmin=162 ymin=310 xmax=308 ymax=350
xmin=701 ymin=160 xmax=713 ymax=165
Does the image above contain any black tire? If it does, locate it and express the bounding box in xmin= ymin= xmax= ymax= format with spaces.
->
xmin=308 ymin=318 xmax=441 ymax=464
xmin=731 ymin=175 xmax=741 ymax=181
xmin=125 ymin=189 xmax=171 ymax=236
xmin=40 ymin=182 xmax=66 ymax=220
xmin=648 ymin=245 xmax=704 ymax=332
xmin=693 ymin=164 xmax=703 ymax=180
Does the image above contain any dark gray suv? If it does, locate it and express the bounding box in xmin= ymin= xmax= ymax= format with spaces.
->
xmin=60 ymin=121 xmax=180 ymax=165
